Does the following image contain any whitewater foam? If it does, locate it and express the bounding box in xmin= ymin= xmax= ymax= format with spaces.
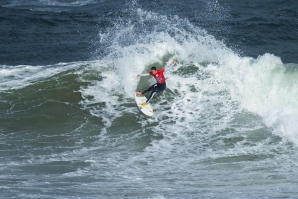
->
xmin=79 ymin=6 xmax=298 ymax=148
xmin=216 ymin=53 xmax=298 ymax=144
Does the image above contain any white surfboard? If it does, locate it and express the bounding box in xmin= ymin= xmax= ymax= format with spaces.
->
xmin=135 ymin=93 xmax=154 ymax=116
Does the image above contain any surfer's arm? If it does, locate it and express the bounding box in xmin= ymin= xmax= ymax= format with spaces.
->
xmin=164 ymin=59 xmax=178 ymax=72
xmin=137 ymin=73 xmax=150 ymax=77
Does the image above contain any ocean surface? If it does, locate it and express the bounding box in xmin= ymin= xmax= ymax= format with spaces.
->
xmin=1 ymin=0 xmax=298 ymax=198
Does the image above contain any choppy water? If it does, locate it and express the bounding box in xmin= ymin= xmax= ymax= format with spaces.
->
xmin=1 ymin=0 xmax=298 ymax=198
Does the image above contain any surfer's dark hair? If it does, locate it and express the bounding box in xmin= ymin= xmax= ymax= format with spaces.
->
xmin=151 ymin=66 xmax=157 ymax=71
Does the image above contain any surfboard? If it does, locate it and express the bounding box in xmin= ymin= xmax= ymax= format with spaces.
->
xmin=135 ymin=93 xmax=154 ymax=116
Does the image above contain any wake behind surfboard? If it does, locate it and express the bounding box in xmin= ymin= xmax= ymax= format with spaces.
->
xmin=135 ymin=93 xmax=154 ymax=116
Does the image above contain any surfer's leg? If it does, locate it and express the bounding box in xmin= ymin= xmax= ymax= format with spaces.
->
xmin=146 ymin=84 xmax=165 ymax=102
xmin=146 ymin=90 xmax=157 ymax=103
xmin=142 ymin=84 xmax=157 ymax=94
xmin=146 ymin=83 xmax=166 ymax=103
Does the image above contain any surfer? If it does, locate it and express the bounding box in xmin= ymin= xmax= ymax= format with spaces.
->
xmin=136 ymin=59 xmax=178 ymax=106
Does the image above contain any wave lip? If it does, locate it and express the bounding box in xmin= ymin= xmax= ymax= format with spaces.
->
xmin=219 ymin=53 xmax=298 ymax=145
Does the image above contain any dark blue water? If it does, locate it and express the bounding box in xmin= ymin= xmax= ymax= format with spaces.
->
xmin=1 ymin=0 xmax=298 ymax=65
xmin=1 ymin=0 xmax=298 ymax=198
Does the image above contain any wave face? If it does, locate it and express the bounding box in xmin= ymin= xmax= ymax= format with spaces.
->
xmin=1 ymin=1 xmax=298 ymax=198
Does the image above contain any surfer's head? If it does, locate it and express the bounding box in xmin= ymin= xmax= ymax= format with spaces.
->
xmin=151 ymin=66 xmax=157 ymax=74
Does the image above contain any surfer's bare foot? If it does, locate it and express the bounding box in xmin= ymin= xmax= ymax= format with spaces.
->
xmin=136 ymin=92 xmax=143 ymax=96
xmin=141 ymin=102 xmax=148 ymax=106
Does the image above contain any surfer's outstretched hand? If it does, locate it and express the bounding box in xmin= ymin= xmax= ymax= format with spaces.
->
xmin=173 ymin=59 xmax=178 ymax=65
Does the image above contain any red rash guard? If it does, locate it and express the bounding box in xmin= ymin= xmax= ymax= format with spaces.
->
xmin=149 ymin=68 xmax=166 ymax=84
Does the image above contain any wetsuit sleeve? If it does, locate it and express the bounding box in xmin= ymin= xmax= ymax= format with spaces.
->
xmin=140 ymin=73 xmax=150 ymax=76
xmin=164 ymin=63 xmax=174 ymax=72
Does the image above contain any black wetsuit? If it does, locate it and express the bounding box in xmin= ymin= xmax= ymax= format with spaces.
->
xmin=142 ymin=82 xmax=166 ymax=103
